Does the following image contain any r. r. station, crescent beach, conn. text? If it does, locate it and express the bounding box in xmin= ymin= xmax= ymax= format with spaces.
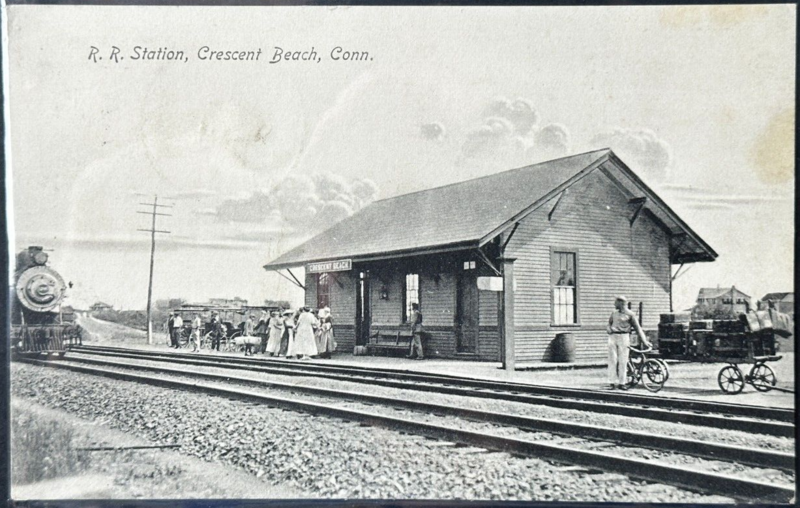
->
xmin=88 ymin=46 xmax=373 ymax=64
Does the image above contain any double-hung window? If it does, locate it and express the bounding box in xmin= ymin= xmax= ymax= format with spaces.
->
xmin=551 ymin=251 xmax=577 ymax=325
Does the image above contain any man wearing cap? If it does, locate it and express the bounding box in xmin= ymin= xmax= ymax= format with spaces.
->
xmin=606 ymin=296 xmax=650 ymax=389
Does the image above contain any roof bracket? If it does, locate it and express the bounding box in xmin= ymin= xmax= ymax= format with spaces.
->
xmin=475 ymin=248 xmax=502 ymax=277
xmin=501 ymin=222 xmax=520 ymax=252
xmin=276 ymin=269 xmax=305 ymax=290
xmin=671 ymin=262 xmax=693 ymax=281
xmin=629 ymin=197 xmax=647 ymax=226
xmin=548 ymin=190 xmax=567 ymax=221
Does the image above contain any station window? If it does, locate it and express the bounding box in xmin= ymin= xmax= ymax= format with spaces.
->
xmin=403 ymin=273 xmax=420 ymax=322
xmin=463 ymin=261 xmax=476 ymax=270
xmin=551 ymin=251 xmax=577 ymax=325
xmin=317 ymin=273 xmax=330 ymax=309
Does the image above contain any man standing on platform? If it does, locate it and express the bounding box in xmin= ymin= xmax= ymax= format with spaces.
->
xmin=167 ymin=312 xmax=176 ymax=348
xmin=172 ymin=312 xmax=183 ymax=348
xmin=606 ymin=296 xmax=650 ymax=390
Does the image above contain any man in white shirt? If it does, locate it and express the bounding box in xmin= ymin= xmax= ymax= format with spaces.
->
xmin=172 ymin=313 xmax=184 ymax=349
xmin=191 ymin=313 xmax=202 ymax=352
xmin=606 ymin=296 xmax=650 ymax=390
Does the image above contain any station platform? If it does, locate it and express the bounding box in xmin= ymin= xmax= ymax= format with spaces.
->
xmin=75 ymin=315 xmax=795 ymax=409
xmin=78 ymin=339 xmax=796 ymax=409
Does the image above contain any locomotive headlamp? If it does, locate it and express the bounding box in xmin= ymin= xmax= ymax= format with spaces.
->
xmin=32 ymin=251 xmax=48 ymax=266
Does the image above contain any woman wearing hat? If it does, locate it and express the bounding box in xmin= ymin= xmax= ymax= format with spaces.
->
xmin=278 ymin=309 xmax=295 ymax=357
xmin=293 ymin=307 xmax=319 ymax=360
xmin=606 ymin=296 xmax=650 ymax=389
xmin=315 ymin=306 xmax=336 ymax=359
xmin=265 ymin=310 xmax=283 ymax=356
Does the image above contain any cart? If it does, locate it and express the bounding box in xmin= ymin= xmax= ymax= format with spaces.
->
xmin=658 ymin=310 xmax=786 ymax=394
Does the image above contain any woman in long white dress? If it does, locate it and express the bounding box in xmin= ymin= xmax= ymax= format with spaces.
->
xmin=293 ymin=307 xmax=319 ymax=360
xmin=265 ymin=310 xmax=283 ymax=356
xmin=279 ymin=310 xmax=295 ymax=357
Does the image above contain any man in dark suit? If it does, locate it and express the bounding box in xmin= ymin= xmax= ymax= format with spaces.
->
xmin=167 ymin=312 xmax=176 ymax=348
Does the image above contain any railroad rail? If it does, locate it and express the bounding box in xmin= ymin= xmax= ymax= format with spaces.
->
xmin=20 ymin=356 xmax=795 ymax=503
xmin=68 ymin=345 xmax=795 ymax=436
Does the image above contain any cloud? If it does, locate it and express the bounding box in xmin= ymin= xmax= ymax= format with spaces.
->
xmin=163 ymin=189 xmax=218 ymax=201
xmin=214 ymin=172 xmax=379 ymax=234
xmin=591 ymin=128 xmax=672 ymax=182
xmin=462 ymin=98 xmax=572 ymax=165
xmin=483 ymin=98 xmax=539 ymax=135
xmin=420 ymin=122 xmax=446 ymax=141
xmin=533 ymin=123 xmax=570 ymax=158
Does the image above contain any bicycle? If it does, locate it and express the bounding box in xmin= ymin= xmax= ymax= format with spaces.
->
xmin=626 ymin=346 xmax=669 ymax=392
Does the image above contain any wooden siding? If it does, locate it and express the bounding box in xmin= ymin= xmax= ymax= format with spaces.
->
xmin=505 ymin=170 xmax=672 ymax=362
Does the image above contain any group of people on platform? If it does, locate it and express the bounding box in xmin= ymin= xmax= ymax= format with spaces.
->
xmin=165 ymin=306 xmax=336 ymax=360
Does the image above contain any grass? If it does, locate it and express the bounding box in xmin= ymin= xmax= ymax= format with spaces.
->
xmin=11 ymin=407 xmax=89 ymax=485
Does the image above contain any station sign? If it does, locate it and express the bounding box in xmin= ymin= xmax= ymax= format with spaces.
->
xmin=477 ymin=276 xmax=503 ymax=291
xmin=307 ymin=259 xmax=352 ymax=274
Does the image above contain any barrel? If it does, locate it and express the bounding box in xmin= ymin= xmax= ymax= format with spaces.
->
xmin=552 ymin=333 xmax=576 ymax=363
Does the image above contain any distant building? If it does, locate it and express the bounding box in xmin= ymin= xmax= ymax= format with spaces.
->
xmin=761 ymin=292 xmax=794 ymax=317
xmin=89 ymin=301 xmax=114 ymax=312
xmin=696 ymin=286 xmax=751 ymax=313
xmin=209 ymin=297 xmax=248 ymax=308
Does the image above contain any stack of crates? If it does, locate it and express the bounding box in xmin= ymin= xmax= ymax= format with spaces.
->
xmin=658 ymin=313 xmax=690 ymax=357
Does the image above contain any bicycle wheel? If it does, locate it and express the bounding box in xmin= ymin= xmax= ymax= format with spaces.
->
xmin=625 ymin=360 xmax=639 ymax=388
xmin=718 ymin=365 xmax=745 ymax=394
xmin=642 ymin=359 xmax=667 ymax=392
xmin=655 ymin=359 xmax=670 ymax=382
xmin=749 ymin=363 xmax=776 ymax=392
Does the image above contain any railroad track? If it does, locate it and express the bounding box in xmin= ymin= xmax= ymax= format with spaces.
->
xmin=68 ymin=344 xmax=795 ymax=437
xmin=21 ymin=353 xmax=797 ymax=503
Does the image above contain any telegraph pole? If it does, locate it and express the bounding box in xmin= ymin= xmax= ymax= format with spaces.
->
xmin=137 ymin=195 xmax=172 ymax=345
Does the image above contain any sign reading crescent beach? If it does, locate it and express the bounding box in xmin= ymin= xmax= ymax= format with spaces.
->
xmin=306 ymin=259 xmax=352 ymax=274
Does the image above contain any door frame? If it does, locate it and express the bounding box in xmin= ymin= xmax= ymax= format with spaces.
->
xmin=455 ymin=270 xmax=479 ymax=353
xmin=355 ymin=270 xmax=371 ymax=346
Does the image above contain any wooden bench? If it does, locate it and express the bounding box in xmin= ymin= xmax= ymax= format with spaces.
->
xmin=366 ymin=330 xmax=414 ymax=356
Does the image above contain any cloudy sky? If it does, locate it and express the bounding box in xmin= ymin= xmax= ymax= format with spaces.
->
xmin=5 ymin=5 xmax=795 ymax=311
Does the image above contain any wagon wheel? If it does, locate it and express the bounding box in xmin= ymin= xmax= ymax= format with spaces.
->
xmin=202 ymin=332 xmax=215 ymax=350
xmin=718 ymin=365 xmax=745 ymax=394
xmin=749 ymin=363 xmax=777 ymax=392
xmin=624 ymin=359 xmax=639 ymax=388
xmin=642 ymin=359 xmax=667 ymax=393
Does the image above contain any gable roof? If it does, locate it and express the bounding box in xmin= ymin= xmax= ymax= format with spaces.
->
xmin=698 ymin=287 xmax=751 ymax=300
xmin=264 ymin=149 xmax=717 ymax=270
xmin=762 ymin=292 xmax=793 ymax=301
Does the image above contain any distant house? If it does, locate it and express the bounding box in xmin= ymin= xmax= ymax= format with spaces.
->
xmin=89 ymin=301 xmax=114 ymax=312
xmin=761 ymin=292 xmax=794 ymax=317
xmin=264 ymin=149 xmax=717 ymax=367
xmin=696 ymin=286 xmax=751 ymax=313
xmin=209 ymin=297 xmax=248 ymax=308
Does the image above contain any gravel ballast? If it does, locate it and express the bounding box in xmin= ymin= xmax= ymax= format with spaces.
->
xmin=11 ymin=362 xmax=743 ymax=502
xmin=66 ymin=352 xmax=795 ymax=452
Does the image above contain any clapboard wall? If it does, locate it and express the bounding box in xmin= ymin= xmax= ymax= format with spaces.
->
xmin=504 ymin=170 xmax=671 ymax=362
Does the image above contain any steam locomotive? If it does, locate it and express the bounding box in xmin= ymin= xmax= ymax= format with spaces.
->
xmin=11 ymin=246 xmax=80 ymax=356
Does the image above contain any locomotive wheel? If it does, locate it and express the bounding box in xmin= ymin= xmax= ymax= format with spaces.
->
xmin=642 ymin=359 xmax=667 ymax=392
xmin=749 ymin=363 xmax=777 ymax=392
xmin=718 ymin=365 xmax=745 ymax=394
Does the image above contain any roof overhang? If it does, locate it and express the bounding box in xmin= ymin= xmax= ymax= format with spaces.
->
xmin=263 ymin=240 xmax=478 ymax=272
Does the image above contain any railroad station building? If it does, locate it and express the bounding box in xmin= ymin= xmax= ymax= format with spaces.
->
xmin=263 ymin=149 xmax=717 ymax=369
